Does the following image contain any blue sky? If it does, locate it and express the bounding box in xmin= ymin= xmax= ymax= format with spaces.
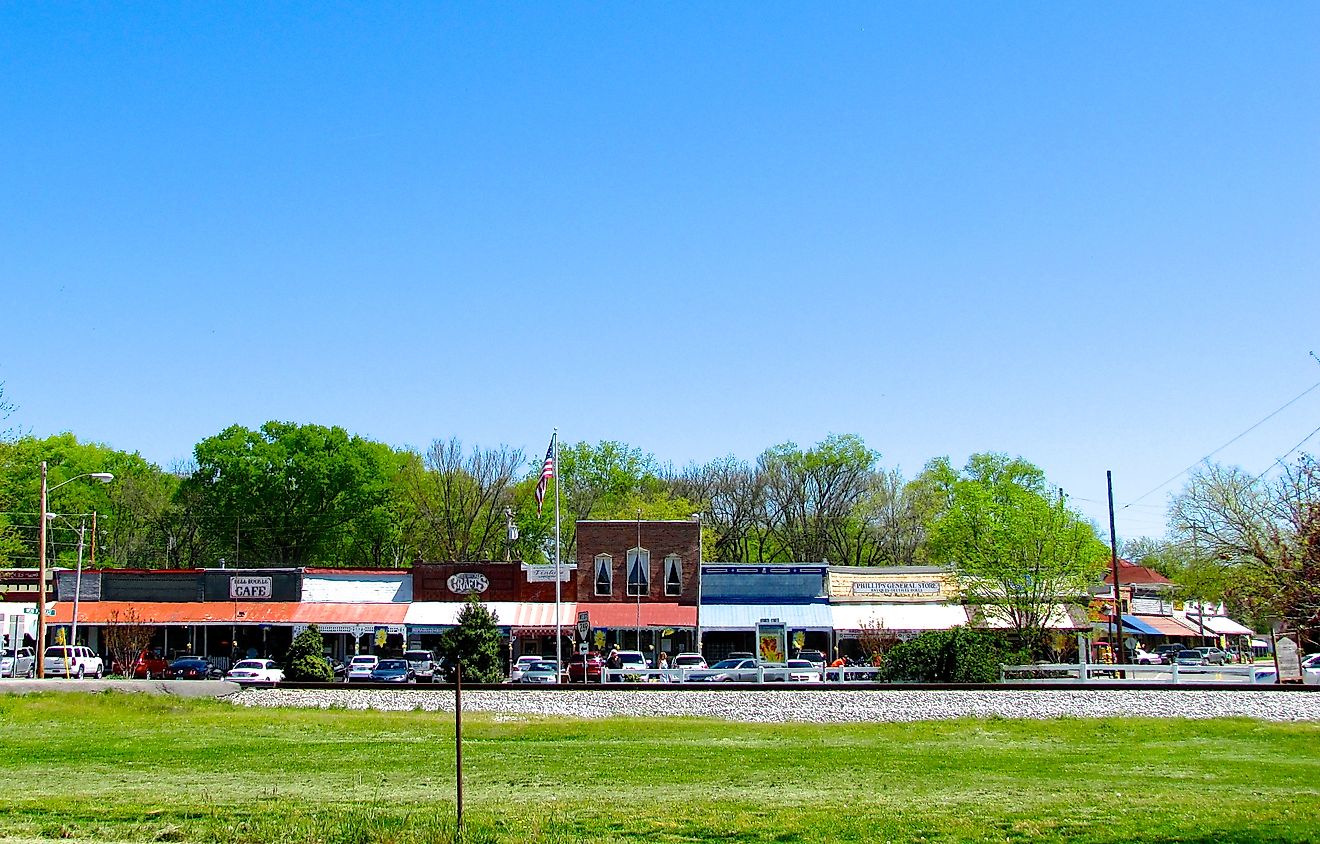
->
xmin=3 ymin=4 xmax=1318 ymax=541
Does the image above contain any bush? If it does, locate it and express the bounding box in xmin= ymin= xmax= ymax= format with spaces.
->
xmin=284 ymin=625 xmax=333 ymax=682
xmin=878 ymin=627 xmax=1014 ymax=684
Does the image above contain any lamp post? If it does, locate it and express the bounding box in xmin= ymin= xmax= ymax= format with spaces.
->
xmin=691 ymin=512 xmax=702 ymax=656
xmin=36 ymin=463 xmax=114 ymax=677
xmin=45 ymin=513 xmax=89 ymax=647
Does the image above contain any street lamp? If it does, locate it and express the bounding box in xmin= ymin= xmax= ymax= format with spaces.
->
xmin=46 ymin=513 xmax=91 ymax=647
xmin=36 ymin=463 xmax=113 ymax=677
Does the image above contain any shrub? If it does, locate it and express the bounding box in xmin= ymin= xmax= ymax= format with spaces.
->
xmin=438 ymin=599 xmax=505 ymax=683
xmin=284 ymin=625 xmax=333 ymax=682
xmin=878 ymin=627 xmax=1012 ymax=684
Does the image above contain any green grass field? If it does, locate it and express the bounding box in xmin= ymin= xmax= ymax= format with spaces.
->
xmin=0 ymin=692 xmax=1316 ymax=843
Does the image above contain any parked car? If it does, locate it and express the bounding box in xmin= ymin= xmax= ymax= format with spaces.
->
xmin=610 ymin=650 xmax=650 ymax=680
xmin=0 ymin=647 xmax=36 ymax=678
xmin=1132 ymin=648 xmax=1163 ymax=665
xmin=566 ymin=652 xmax=603 ymax=683
xmin=43 ymin=646 xmax=104 ymax=679
xmin=794 ymin=650 xmax=827 ymax=670
xmin=1302 ymin=653 xmax=1320 ymax=686
xmin=132 ymin=649 xmax=170 ymax=679
xmin=346 ymin=655 xmax=379 ymax=682
xmin=1174 ymin=650 xmax=1205 ymax=667
xmin=403 ymin=650 xmax=438 ymax=683
xmin=686 ymin=658 xmax=760 ymax=682
xmin=726 ymin=652 xmax=755 ymax=661
xmin=519 ymin=661 xmax=560 ymax=684
xmin=369 ymin=659 xmax=415 ymax=683
xmin=670 ymin=653 xmax=708 ymax=673
xmin=510 ymin=654 xmax=544 ymax=683
xmin=225 ymin=659 xmax=283 ymax=685
xmin=166 ymin=657 xmax=223 ymax=680
xmin=1152 ymin=643 xmax=1186 ymax=662
xmin=785 ymin=659 xmax=819 ymax=682
xmin=1196 ymin=646 xmax=1230 ymax=666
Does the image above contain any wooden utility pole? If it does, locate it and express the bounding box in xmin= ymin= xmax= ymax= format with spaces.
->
xmin=1107 ymin=471 xmax=1124 ymax=665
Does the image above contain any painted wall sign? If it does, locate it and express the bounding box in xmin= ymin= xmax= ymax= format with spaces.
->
xmin=229 ymin=576 xmax=272 ymax=599
xmin=523 ymin=564 xmax=575 ymax=583
xmin=851 ymin=580 xmax=942 ymax=597
xmin=446 ymin=572 xmax=490 ymax=595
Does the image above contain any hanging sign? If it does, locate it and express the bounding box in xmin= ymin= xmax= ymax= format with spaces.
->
xmin=524 ymin=565 xmax=574 ymax=583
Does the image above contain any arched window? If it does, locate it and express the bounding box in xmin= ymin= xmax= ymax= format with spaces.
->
xmin=594 ymin=554 xmax=613 ymax=597
xmin=626 ymin=547 xmax=650 ymax=597
xmin=664 ymin=554 xmax=682 ymax=596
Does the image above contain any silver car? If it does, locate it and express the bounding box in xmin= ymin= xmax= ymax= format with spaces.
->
xmin=686 ymin=658 xmax=760 ymax=682
xmin=1 ymin=647 xmax=36 ymax=678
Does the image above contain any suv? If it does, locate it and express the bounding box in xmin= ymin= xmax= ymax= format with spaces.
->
xmin=43 ymin=646 xmax=104 ymax=679
xmin=403 ymin=650 xmax=438 ymax=683
xmin=794 ymin=650 xmax=827 ymax=669
xmin=1152 ymin=643 xmax=1185 ymax=663
xmin=671 ymin=652 xmax=707 ymax=672
xmin=1 ymin=647 xmax=36 ymax=678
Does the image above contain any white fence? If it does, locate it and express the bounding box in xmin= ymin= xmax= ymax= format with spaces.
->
xmin=600 ymin=665 xmax=884 ymax=684
xmin=999 ymin=662 xmax=1277 ymax=685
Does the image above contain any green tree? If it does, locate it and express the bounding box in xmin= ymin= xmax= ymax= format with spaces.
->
xmin=284 ymin=625 xmax=333 ymax=682
xmin=923 ymin=453 xmax=1109 ymax=658
xmin=879 ymin=628 xmax=1021 ymax=683
xmin=439 ymin=599 xmax=505 ymax=683
xmin=184 ymin=422 xmax=399 ymax=567
xmin=759 ymin=434 xmax=879 ymax=563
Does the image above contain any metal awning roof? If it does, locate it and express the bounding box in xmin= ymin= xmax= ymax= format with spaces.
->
xmin=699 ymin=603 xmax=833 ymax=631
xmin=48 ymin=601 xmax=407 ymax=626
xmin=574 ymin=602 xmax=695 ymax=629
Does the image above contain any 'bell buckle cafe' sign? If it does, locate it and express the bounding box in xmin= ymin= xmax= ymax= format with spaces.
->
xmin=229 ymin=576 xmax=273 ymax=600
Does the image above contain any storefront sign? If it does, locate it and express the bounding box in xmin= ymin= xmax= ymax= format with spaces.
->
xmin=524 ymin=565 xmax=573 ymax=583
xmin=229 ymin=576 xmax=272 ymax=599
xmin=756 ymin=620 xmax=787 ymax=663
xmin=446 ymin=573 xmax=490 ymax=595
xmin=851 ymin=580 xmax=941 ymax=597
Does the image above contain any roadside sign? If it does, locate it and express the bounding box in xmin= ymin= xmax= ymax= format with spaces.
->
xmin=23 ymin=607 xmax=37 ymax=615
xmin=579 ymin=642 xmax=588 ymax=654
xmin=576 ymin=610 xmax=590 ymax=641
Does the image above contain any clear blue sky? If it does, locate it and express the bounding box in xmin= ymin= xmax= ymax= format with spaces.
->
xmin=3 ymin=4 xmax=1318 ymax=541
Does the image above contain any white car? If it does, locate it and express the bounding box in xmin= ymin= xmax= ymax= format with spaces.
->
xmin=671 ymin=653 xmax=707 ymax=671
xmin=784 ymin=659 xmax=820 ymax=682
xmin=510 ymin=654 xmax=544 ymax=682
xmin=43 ymin=646 xmax=104 ymax=679
xmin=1303 ymin=653 xmax=1320 ymax=685
xmin=225 ymin=659 xmax=283 ymax=685
xmin=1 ymin=647 xmax=36 ymax=678
xmin=345 ymin=655 xmax=379 ymax=682
xmin=1132 ymin=648 xmax=1163 ymax=665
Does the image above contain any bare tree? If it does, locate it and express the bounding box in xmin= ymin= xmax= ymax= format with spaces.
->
xmin=760 ymin=435 xmax=877 ymax=563
xmin=103 ymin=608 xmax=154 ymax=676
xmin=408 ymin=438 xmax=524 ymax=562
xmin=1170 ymin=455 xmax=1320 ymax=645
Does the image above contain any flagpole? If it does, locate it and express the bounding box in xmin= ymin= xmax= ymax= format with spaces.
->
xmin=553 ymin=429 xmax=562 ymax=674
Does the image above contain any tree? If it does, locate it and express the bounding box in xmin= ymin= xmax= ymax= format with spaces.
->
xmin=439 ymin=599 xmax=504 ymax=683
xmin=405 ymin=438 xmax=524 ymax=562
xmin=923 ymin=454 xmax=1109 ymax=658
xmin=759 ymin=434 xmax=879 ymax=563
xmin=184 ymin=422 xmax=399 ymax=567
xmin=1169 ymin=455 xmax=1320 ymax=646
xmin=103 ymin=608 xmax=154 ymax=677
xmin=284 ymin=625 xmax=333 ymax=681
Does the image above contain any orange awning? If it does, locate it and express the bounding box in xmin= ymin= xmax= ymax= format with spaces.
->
xmin=50 ymin=601 xmax=407 ymax=626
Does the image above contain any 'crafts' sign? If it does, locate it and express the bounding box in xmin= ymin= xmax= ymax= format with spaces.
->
xmin=446 ymin=573 xmax=490 ymax=595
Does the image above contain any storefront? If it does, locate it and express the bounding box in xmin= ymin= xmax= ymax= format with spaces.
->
xmin=827 ymin=567 xmax=968 ymax=658
xmin=700 ymin=565 xmax=830 ymax=660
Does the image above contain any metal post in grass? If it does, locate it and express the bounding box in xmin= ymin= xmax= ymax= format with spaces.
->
xmin=454 ymin=659 xmax=464 ymax=837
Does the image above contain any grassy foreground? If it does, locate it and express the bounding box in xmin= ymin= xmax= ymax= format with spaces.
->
xmin=0 ymin=693 xmax=1316 ymax=843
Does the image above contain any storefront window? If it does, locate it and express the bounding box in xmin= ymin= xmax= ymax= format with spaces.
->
xmin=664 ymin=554 xmax=682 ymax=596
xmin=627 ymin=548 xmax=650 ymax=597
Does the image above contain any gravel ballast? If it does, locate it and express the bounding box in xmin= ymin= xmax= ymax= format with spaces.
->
xmin=234 ymin=687 xmax=1320 ymax=722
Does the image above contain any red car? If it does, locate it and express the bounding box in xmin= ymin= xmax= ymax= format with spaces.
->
xmin=566 ymin=652 xmax=603 ymax=683
xmin=132 ymin=650 xmax=169 ymax=679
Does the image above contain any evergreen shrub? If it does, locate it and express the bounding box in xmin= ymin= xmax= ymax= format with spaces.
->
xmin=284 ymin=624 xmax=333 ymax=682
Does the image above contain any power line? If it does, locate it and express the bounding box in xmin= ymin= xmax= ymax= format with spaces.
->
xmin=1252 ymin=421 xmax=1320 ymax=482
xmin=1123 ymin=377 xmax=1320 ymax=509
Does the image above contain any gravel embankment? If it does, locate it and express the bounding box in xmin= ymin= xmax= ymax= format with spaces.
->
xmin=233 ymin=687 xmax=1320 ymax=722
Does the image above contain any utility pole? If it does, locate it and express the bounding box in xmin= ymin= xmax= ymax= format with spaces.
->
xmin=36 ymin=462 xmax=48 ymax=676
xmin=1107 ymin=471 xmax=1124 ymax=665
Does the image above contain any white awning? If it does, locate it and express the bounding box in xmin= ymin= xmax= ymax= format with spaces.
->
xmin=1184 ymin=614 xmax=1254 ymax=636
xmin=699 ymin=603 xmax=833 ymax=631
xmin=830 ymin=603 xmax=968 ymax=633
xmin=404 ymin=601 xmax=576 ymax=633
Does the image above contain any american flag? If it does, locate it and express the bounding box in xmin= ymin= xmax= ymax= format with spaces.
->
xmin=535 ymin=436 xmax=555 ymax=516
